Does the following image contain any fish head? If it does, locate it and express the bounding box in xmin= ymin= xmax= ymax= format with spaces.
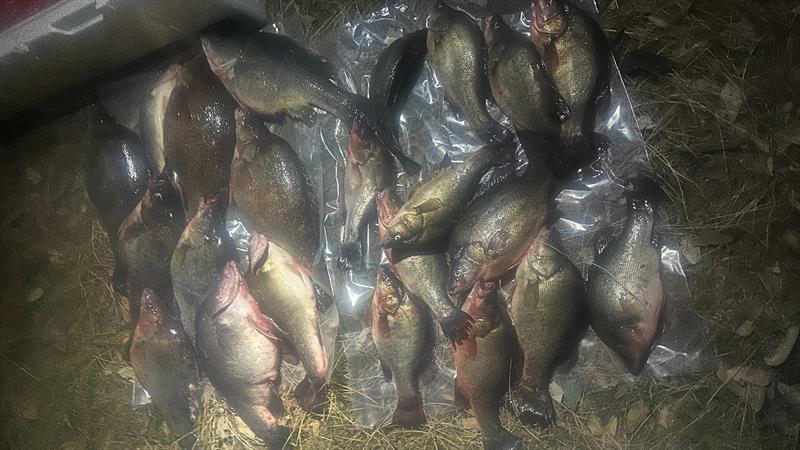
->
xmin=531 ymin=0 xmax=569 ymax=36
xmin=382 ymin=212 xmax=424 ymax=247
xmin=374 ymin=265 xmax=405 ymax=314
xmin=448 ymin=244 xmax=484 ymax=296
xmin=201 ymin=34 xmax=240 ymax=80
xmin=141 ymin=172 xmax=183 ymax=227
xmin=480 ymin=15 xmax=509 ymax=47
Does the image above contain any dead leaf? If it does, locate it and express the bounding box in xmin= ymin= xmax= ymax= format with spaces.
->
xmin=719 ymin=82 xmax=744 ymax=120
xmin=27 ymin=287 xmax=44 ymax=303
xmin=648 ymin=15 xmax=668 ymax=27
xmin=625 ymin=402 xmax=650 ymax=434
xmin=694 ymin=230 xmax=733 ymax=246
xmin=461 ymin=417 xmax=479 ymax=430
xmin=735 ymin=320 xmax=755 ymax=337
xmin=549 ymin=382 xmax=565 ymax=404
xmin=764 ymin=326 xmax=800 ymax=367
xmin=605 ymin=416 xmax=619 ymax=437
xmin=657 ymin=402 xmax=677 ymax=429
xmin=717 ymin=365 xmax=771 ymax=387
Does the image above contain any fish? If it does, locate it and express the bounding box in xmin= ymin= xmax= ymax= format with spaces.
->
xmin=248 ymin=233 xmax=330 ymax=414
xmin=380 ymin=141 xmax=513 ymax=250
xmin=506 ymin=226 xmax=585 ymax=427
xmin=483 ymin=16 xmax=569 ymax=141
xmin=427 ymin=2 xmax=508 ymax=143
xmin=130 ymin=289 xmax=201 ymax=449
xmin=195 ymin=261 xmax=290 ymax=449
xmin=163 ymin=55 xmax=237 ymax=218
xmin=339 ymin=119 xmax=396 ymax=269
xmin=170 ymin=193 xmax=234 ymax=346
xmin=447 ymin=163 xmax=553 ymax=296
xmin=84 ymin=111 xmax=151 ymax=295
xmin=530 ymin=0 xmax=610 ymax=171
xmin=117 ymin=172 xmax=186 ymax=326
xmin=139 ymin=64 xmax=181 ymax=174
xmin=369 ymin=29 xmax=429 ymax=143
xmin=454 ymin=281 xmax=522 ymax=450
xmin=377 ymin=188 xmax=473 ymax=343
xmin=586 ymin=178 xmax=664 ymax=375
xmin=370 ymin=265 xmax=435 ymax=427
xmin=229 ymin=107 xmax=320 ymax=270
xmin=201 ymin=31 xmax=420 ymax=174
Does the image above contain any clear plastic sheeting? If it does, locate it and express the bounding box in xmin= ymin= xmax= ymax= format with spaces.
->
xmin=270 ymin=0 xmax=713 ymax=427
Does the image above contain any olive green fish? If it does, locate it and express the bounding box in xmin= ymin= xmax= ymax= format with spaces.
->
xmin=483 ymin=16 xmax=569 ymax=141
xmin=587 ymin=179 xmax=664 ymax=375
xmin=380 ymin=141 xmax=513 ymax=250
xmin=454 ymin=281 xmax=522 ymax=450
xmin=248 ymin=233 xmax=330 ymax=414
xmin=130 ymin=289 xmax=201 ymax=449
xmin=371 ymin=265 xmax=434 ymax=427
xmin=428 ymin=2 xmax=508 ymax=143
xmin=447 ymin=163 xmax=553 ymax=296
xmin=507 ymin=226 xmax=585 ymax=428
xmin=230 ymin=107 xmax=320 ymax=270
xmin=377 ymin=188 xmax=473 ymax=343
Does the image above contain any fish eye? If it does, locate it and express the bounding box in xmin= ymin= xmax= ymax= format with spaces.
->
xmin=154 ymin=192 xmax=163 ymax=201
xmin=493 ymin=20 xmax=501 ymax=29
xmin=394 ymin=235 xmax=401 ymax=241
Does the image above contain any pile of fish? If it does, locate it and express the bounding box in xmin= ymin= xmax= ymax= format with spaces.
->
xmin=82 ymin=1 xmax=666 ymax=448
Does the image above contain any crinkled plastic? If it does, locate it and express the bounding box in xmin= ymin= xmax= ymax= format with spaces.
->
xmin=278 ymin=0 xmax=713 ymax=426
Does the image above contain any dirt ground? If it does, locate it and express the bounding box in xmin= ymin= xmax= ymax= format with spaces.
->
xmin=1 ymin=0 xmax=799 ymax=449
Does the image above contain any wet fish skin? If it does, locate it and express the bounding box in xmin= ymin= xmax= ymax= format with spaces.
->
xmin=377 ymin=189 xmax=473 ymax=343
xmin=381 ymin=141 xmax=513 ymax=250
xmin=140 ymin=64 xmax=181 ymax=174
xmin=428 ymin=2 xmax=508 ymax=143
xmin=447 ymin=164 xmax=552 ymax=296
xmin=483 ymin=16 xmax=569 ymax=140
xmin=130 ymin=289 xmax=201 ymax=449
xmin=454 ymin=281 xmax=522 ymax=450
xmin=340 ymin=119 xmax=396 ymax=269
xmin=164 ymin=55 xmax=237 ymax=218
xmin=507 ymin=226 xmax=585 ymax=428
xmin=202 ymin=32 xmax=421 ymax=175
xmin=530 ymin=0 xmax=610 ymax=171
xmin=586 ymin=181 xmax=664 ymax=375
xmin=195 ymin=261 xmax=290 ymax=448
xmin=230 ymin=107 xmax=320 ymax=270
xmin=369 ymin=29 xmax=429 ymax=141
xmin=248 ymin=233 xmax=330 ymax=414
xmin=117 ymin=172 xmax=186 ymax=326
xmin=371 ymin=265 xmax=434 ymax=427
xmin=170 ymin=193 xmax=234 ymax=346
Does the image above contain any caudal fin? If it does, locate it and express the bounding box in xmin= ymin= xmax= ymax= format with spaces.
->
xmin=506 ymin=386 xmax=556 ymax=428
xmin=483 ymin=429 xmax=523 ymax=450
xmin=392 ymin=395 xmax=427 ymax=428
xmin=294 ymin=376 xmax=328 ymax=414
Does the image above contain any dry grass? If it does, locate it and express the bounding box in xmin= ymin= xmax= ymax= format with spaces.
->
xmin=1 ymin=0 xmax=799 ymax=449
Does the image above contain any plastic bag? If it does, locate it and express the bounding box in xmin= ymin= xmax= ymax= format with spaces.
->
xmin=278 ymin=0 xmax=713 ymax=426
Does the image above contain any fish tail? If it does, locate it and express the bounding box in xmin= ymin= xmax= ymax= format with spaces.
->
xmin=392 ymin=395 xmax=427 ymax=428
xmin=483 ymin=429 xmax=523 ymax=450
xmin=625 ymin=175 xmax=665 ymax=209
xmin=350 ymin=94 xmax=422 ymax=175
xmin=506 ymin=386 xmax=556 ymax=428
xmin=294 ymin=376 xmax=328 ymax=414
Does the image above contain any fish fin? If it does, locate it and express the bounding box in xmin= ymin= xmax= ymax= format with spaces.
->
xmin=461 ymin=337 xmax=478 ymax=360
xmin=287 ymin=105 xmax=316 ymax=125
xmin=431 ymin=153 xmax=452 ymax=175
xmin=414 ymin=198 xmax=444 ymax=215
xmin=313 ymin=282 xmax=334 ymax=313
xmin=453 ymin=381 xmax=470 ymax=410
xmin=294 ymin=376 xmax=328 ymax=414
xmin=112 ymin=262 xmax=127 ymax=297
xmin=487 ymin=230 xmax=509 ymax=258
xmin=440 ymin=309 xmax=474 ymax=343
xmin=392 ymin=395 xmax=426 ymax=428
xmin=250 ymin=315 xmax=282 ymax=344
xmin=248 ymin=233 xmax=270 ymax=274
xmin=264 ymin=424 xmax=292 ymax=450
xmin=379 ymin=358 xmax=393 ymax=382
xmin=378 ymin=313 xmax=391 ymax=339
xmin=507 ymin=386 xmax=557 ymax=428
xmin=483 ymin=430 xmax=523 ymax=450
